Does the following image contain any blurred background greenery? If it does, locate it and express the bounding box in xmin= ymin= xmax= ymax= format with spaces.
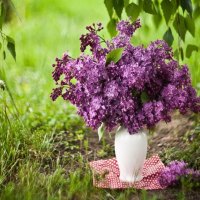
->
xmin=4 ymin=0 xmax=108 ymax=114
xmin=4 ymin=0 xmax=200 ymax=109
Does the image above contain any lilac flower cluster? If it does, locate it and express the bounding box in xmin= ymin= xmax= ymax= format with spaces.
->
xmin=51 ymin=19 xmax=200 ymax=133
xmin=159 ymin=161 xmax=200 ymax=187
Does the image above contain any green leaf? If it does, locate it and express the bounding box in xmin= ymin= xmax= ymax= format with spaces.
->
xmin=185 ymin=15 xmax=195 ymax=37
xmin=141 ymin=91 xmax=149 ymax=103
xmin=174 ymin=49 xmax=179 ymax=60
xmin=6 ymin=36 xmax=16 ymax=60
xmin=0 ymin=2 xmax=5 ymax=30
xmin=173 ymin=13 xmax=187 ymax=41
xmin=125 ymin=3 xmax=140 ymax=21
xmin=193 ymin=6 xmax=200 ymax=19
xmin=186 ymin=44 xmax=198 ymax=58
xmin=153 ymin=0 xmax=162 ymax=28
xmin=154 ymin=0 xmax=160 ymax=10
xmin=106 ymin=47 xmax=124 ymax=65
xmin=179 ymin=47 xmax=184 ymax=61
xmin=138 ymin=0 xmax=144 ymax=9
xmin=161 ymin=0 xmax=174 ymax=24
xmin=180 ymin=0 xmax=193 ymax=16
xmin=171 ymin=1 xmax=179 ymax=10
xmin=98 ymin=123 xmax=106 ymax=141
xmin=113 ymin=0 xmax=124 ymax=19
xmin=107 ymin=18 xmax=117 ymax=37
xmin=153 ymin=13 xmax=162 ymax=28
xmin=104 ymin=0 xmax=113 ymax=18
xmin=163 ymin=28 xmax=174 ymax=46
xmin=174 ymin=47 xmax=184 ymax=61
xmin=124 ymin=0 xmax=129 ymax=7
xmin=143 ymin=0 xmax=157 ymax=15
xmin=3 ymin=50 xmax=6 ymax=60
xmin=0 ymin=42 xmax=2 ymax=50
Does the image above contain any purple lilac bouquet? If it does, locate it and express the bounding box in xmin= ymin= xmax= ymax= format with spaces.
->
xmin=159 ymin=161 xmax=200 ymax=187
xmin=51 ymin=19 xmax=200 ymax=134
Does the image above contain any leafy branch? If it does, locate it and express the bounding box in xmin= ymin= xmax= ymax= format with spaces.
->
xmin=0 ymin=1 xmax=16 ymax=60
xmin=104 ymin=0 xmax=200 ymax=60
xmin=0 ymin=0 xmax=19 ymax=121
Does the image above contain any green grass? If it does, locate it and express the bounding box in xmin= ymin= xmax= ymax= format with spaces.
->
xmin=0 ymin=0 xmax=200 ymax=199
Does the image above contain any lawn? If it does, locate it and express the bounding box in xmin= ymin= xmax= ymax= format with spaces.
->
xmin=0 ymin=0 xmax=200 ymax=199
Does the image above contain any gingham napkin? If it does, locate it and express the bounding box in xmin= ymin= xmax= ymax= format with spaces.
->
xmin=89 ymin=155 xmax=166 ymax=190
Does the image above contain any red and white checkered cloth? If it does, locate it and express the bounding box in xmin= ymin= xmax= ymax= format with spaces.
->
xmin=89 ymin=155 xmax=166 ymax=190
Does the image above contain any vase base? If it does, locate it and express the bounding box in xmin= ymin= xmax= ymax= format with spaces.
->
xmin=119 ymin=175 xmax=143 ymax=183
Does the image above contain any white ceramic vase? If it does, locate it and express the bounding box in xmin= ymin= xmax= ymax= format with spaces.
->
xmin=115 ymin=127 xmax=147 ymax=183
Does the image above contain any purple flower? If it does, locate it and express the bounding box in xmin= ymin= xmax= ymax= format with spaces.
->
xmin=104 ymin=81 xmax=119 ymax=99
xmin=159 ymin=161 xmax=200 ymax=187
xmin=117 ymin=19 xmax=141 ymax=37
xmin=50 ymin=87 xmax=62 ymax=101
xmin=51 ymin=19 xmax=200 ymax=134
